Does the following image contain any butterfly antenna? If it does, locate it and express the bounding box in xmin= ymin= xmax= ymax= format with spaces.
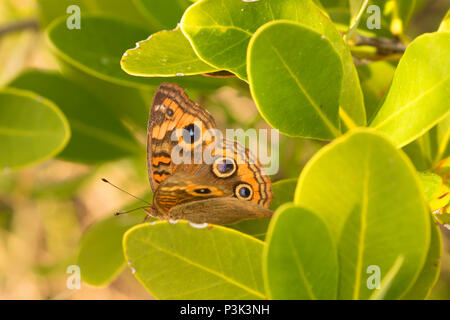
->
xmin=101 ymin=178 xmax=151 ymax=205
xmin=114 ymin=206 xmax=149 ymax=216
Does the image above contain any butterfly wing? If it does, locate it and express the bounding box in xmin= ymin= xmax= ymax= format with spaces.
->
xmin=148 ymin=83 xmax=216 ymax=192
xmin=152 ymin=139 xmax=273 ymax=224
xmin=168 ymin=197 xmax=273 ymax=225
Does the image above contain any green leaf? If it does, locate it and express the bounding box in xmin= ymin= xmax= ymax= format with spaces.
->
xmin=269 ymin=178 xmax=297 ymax=211
xmin=133 ymin=0 xmax=191 ymax=29
xmin=181 ymin=0 xmax=366 ymax=126
xmin=418 ymin=172 xmax=450 ymax=213
xmin=9 ymin=70 xmax=141 ymax=164
xmin=357 ymin=61 xmax=395 ymax=123
xmin=37 ymin=0 xmax=151 ymax=28
xmin=47 ymin=15 xmax=160 ymax=89
xmin=47 ymin=15 xmax=216 ymax=91
xmin=401 ymin=219 xmax=441 ymax=299
xmin=230 ymin=178 xmax=298 ymax=240
xmin=402 ymin=135 xmax=433 ymax=171
xmin=435 ymin=114 xmax=450 ymax=162
xmin=370 ymin=32 xmax=450 ymax=147
xmin=123 ymin=221 xmax=266 ymax=299
xmin=418 ymin=172 xmax=443 ymax=203
xmin=121 ymin=28 xmax=217 ymax=77
xmin=58 ymin=61 xmax=153 ymax=130
xmin=0 ymin=88 xmax=70 ymax=169
xmin=264 ymin=204 xmax=338 ymax=299
xmin=294 ymin=129 xmax=430 ymax=299
xmin=248 ymin=21 xmax=343 ymax=139
xmin=77 ymin=195 xmax=152 ymax=286
xmin=438 ymin=9 xmax=450 ymax=32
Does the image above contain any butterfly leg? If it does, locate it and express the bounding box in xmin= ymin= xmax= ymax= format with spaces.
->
xmin=143 ymin=205 xmax=165 ymax=222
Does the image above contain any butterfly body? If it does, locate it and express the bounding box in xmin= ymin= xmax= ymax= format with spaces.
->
xmin=145 ymin=83 xmax=273 ymax=225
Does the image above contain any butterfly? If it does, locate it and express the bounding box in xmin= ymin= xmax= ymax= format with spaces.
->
xmin=143 ymin=83 xmax=273 ymax=225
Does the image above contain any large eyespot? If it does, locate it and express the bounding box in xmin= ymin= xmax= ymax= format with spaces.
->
xmin=183 ymin=123 xmax=200 ymax=144
xmin=212 ymin=157 xmax=237 ymax=178
xmin=235 ymin=183 xmax=253 ymax=201
xmin=194 ymin=188 xmax=211 ymax=194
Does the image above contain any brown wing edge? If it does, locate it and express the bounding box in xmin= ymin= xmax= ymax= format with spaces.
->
xmin=147 ymin=83 xmax=217 ymax=192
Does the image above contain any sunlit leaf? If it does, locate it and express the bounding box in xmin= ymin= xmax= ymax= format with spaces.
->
xmin=248 ymin=21 xmax=343 ymax=139
xmin=370 ymin=32 xmax=450 ymax=147
xmin=121 ymin=28 xmax=217 ymax=77
xmin=9 ymin=70 xmax=141 ymax=163
xmin=123 ymin=221 xmax=266 ymax=299
xmin=181 ymin=0 xmax=366 ymax=126
xmin=264 ymin=204 xmax=338 ymax=299
xmin=0 ymin=88 xmax=70 ymax=169
xmin=294 ymin=129 xmax=430 ymax=299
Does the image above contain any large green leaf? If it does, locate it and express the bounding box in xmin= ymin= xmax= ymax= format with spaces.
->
xmin=77 ymin=194 xmax=152 ymax=286
xmin=37 ymin=0 xmax=151 ymax=28
xmin=9 ymin=70 xmax=141 ymax=164
xmin=133 ymin=0 xmax=191 ymax=29
xmin=248 ymin=21 xmax=343 ymax=139
xmin=121 ymin=28 xmax=217 ymax=77
xmin=46 ymin=15 xmax=160 ymax=89
xmin=370 ymin=32 xmax=450 ymax=147
xmin=181 ymin=0 xmax=366 ymax=126
xmin=123 ymin=221 xmax=266 ymax=299
xmin=0 ymin=88 xmax=70 ymax=169
xmin=264 ymin=204 xmax=338 ymax=299
xmin=294 ymin=129 xmax=430 ymax=299
xmin=58 ymin=61 xmax=153 ymax=130
xmin=47 ymin=15 xmax=217 ymax=90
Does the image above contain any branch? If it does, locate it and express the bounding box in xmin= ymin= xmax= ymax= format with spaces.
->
xmin=353 ymin=34 xmax=407 ymax=56
xmin=0 ymin=19 xmax=39 ymax=39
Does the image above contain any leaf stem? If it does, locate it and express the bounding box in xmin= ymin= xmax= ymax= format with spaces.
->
xmin=344 ymin=0 xmax=370 ymax=43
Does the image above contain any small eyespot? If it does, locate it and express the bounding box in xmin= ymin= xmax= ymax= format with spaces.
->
xmin=166 ymin=108 xmax=174 ymax=117
xmin=212 ymin=157 xmax=236 ymax=178
xmin=235 ymin=183 xmax=253 ymax=201
xmin=194 ymin=188 xmax=211 ymax=194
xmin=183 ymin=123 xmax=199 ymax=144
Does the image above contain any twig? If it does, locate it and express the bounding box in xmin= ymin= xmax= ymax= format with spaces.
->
xmin=353 ymin=34 xmax=407 ymax=55
xmin=0 ymin=19 xmax=39 ymax=39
